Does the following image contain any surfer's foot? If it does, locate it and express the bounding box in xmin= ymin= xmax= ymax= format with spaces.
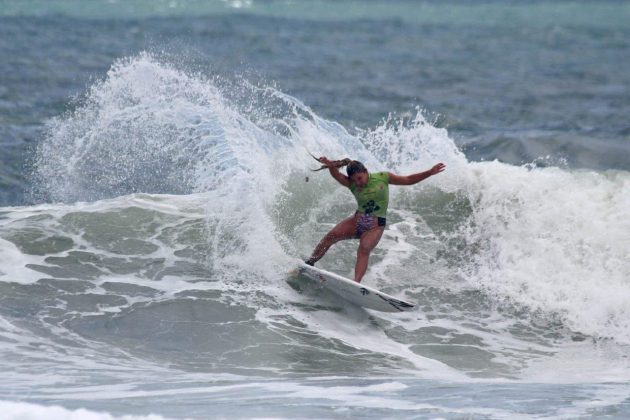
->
xmin=305 ymin=258 xmax=315 ymax=266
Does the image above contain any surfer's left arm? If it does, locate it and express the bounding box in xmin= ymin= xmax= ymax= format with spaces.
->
xmin=388 ymin=163 xmax=445 ymax=185
xmin=319 ymin=156 xmax=351 ymax=187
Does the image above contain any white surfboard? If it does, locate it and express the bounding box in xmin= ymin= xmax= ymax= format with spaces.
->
xmin=295 ymin=262 xmax=415 ymax=312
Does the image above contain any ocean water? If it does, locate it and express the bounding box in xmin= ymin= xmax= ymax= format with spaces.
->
xmin=1 ymin=1 xmax=630 ymax=418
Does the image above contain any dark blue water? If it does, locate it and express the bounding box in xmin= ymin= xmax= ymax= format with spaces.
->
xmin=2 ymin=1 xmax=629 ymax=206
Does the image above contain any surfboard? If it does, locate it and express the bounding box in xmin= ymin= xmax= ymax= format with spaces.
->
xmin=295 ymin=262 xmax=415 ymax=312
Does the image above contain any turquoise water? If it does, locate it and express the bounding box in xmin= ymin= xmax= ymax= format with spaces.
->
xmin=1 ymin=1 xmax=629 ymax=418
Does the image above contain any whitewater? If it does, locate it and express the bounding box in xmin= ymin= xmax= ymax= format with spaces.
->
xmin=0 ymin=53 xmax=628 ymax=418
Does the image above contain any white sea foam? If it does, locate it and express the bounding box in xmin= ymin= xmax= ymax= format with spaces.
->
xmin=0 ymin=400 xmax=169 ymax=420
xmin=459 ymin=162 xmax=630 ymax=343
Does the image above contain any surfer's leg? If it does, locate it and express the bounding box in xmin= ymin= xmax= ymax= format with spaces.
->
xmin=306 ymin=215 xmax=356 ymax=265
xmin=354 ymin=226 xmax=385 ymax=282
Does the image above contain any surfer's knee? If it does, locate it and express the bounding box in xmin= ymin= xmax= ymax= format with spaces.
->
xmin=357 ymin=243 xmax=372 ymax=257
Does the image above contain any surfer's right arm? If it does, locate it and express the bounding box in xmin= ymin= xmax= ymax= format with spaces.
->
xmin=319 ymin=156 xmax=351 ymax=187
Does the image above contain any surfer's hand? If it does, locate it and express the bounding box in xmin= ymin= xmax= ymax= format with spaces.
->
xmin=430 ymin=163 xmax=446 ymax=176
xmin=319 ymin=156 xmax=333 ymax=167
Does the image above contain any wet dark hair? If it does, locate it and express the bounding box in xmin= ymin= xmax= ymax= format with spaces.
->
xmin=346 ymin=160 xmax=368 ymax=178
xmin=309 ymin=156 xmax=368 ymax=178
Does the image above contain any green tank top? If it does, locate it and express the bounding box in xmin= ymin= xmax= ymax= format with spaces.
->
xmin=349 ymin=172 xmax=389 ymax=218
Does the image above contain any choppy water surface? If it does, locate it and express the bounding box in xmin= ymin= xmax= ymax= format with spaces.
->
xmin=1 ymin=1 xmax=629 ymax=419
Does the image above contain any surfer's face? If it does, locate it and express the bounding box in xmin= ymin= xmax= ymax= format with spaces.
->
xmin=351 ymin=172 xmax=369 ymax=187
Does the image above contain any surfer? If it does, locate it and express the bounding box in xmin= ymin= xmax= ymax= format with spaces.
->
xmin=305 ymin=158 xmax=445 ymax=283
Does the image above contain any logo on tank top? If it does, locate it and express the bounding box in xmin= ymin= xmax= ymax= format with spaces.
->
xmin=363 ymin=200 xmax=380 ymax=214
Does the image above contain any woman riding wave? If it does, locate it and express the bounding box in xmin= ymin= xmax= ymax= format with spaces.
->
xmin=305 ymin=157 xmax=446 ymax=283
